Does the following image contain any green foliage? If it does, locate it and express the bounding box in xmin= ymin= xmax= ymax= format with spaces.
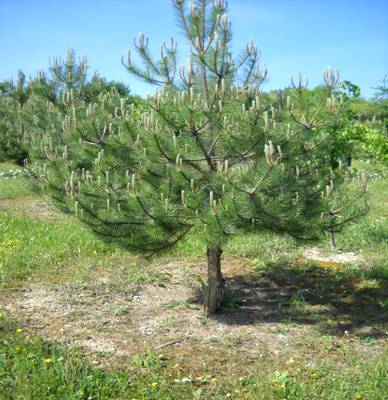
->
xmin=342 ymin=123 xmax=388 ymax=161
xmin=81 ymin=73 xmax=131 ymax=102
xmin=0 ymin=93 xmax=28 ymax=164
xmin=362 ymin=128 xmax=388 ymax=161
xmin=0 ymin=48 xmax=142 ymax=166
xmin=372 ymin=75 xmax=388 ymax=102
xmin=277 ymin=79 xmax=387 ymax=167
xmin=339 ymin=80 xmax=361 ymax=98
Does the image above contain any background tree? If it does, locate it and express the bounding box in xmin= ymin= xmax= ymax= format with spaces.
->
xmin=0 ymin=48 xmax=142 ymax=166
xmin=337 ymin=78 xmax=388 ymax=165
xmin=0 ymin=71 xmax=29 ymax=164
xmin=272 ymin=80 xmax=388 ymax=166
xmin=29 ymin=0 xmax=367 ymax=316
xmin=372 ymin=75 xmax=388 ymax=102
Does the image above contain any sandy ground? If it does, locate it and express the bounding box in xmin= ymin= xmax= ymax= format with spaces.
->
xmin=2 ymin=255 xmax=385 ymax=374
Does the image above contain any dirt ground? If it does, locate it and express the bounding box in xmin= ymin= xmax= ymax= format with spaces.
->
xmin=2 ymin=255 xmax=386 ymax=375
xmin=0 ymin=197 xmax=61 ymax=219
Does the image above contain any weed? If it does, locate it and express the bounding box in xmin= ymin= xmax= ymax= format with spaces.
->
xmin=163 ymin=299 xmax=197 ymax=309
xmin=112 ymin=307 xmax=130 ymax=315
xmin=220 ymin=288 xmax=244 ymax=312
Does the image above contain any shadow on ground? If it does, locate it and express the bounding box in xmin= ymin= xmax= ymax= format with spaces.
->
xmin=196 ymin=261 xmax=388 ymax=338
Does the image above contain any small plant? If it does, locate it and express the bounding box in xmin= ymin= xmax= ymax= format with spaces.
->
xmin=163 ymin=299 xmax=197 ymax=309
xmin=220 ymin=288 xmax=243 ymax=312
xmin=290 ymin=291 xmax=306 ymax=308
xmin=112 ymin=306 xmax=130 ymax=315
xmin=132 ymin=352 xmax=164 ymax=371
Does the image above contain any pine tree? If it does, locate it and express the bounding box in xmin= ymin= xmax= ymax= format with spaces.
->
xmin=17 ymin=48 xmax=141 ymax=173
xmin=29 ymin=0 xmax=367 ymax=315
xmin=0 ymin=71 xmax=29 ymax=164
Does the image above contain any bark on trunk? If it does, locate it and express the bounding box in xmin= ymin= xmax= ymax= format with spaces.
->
xmin=329 ymin=215 xmax=336 ymax=251
xmin=203 ymin=246 xmax=225 ymax=316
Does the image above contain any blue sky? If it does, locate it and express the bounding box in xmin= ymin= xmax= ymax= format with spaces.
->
xmin=0 ymin=0 xmax=387 ymax=98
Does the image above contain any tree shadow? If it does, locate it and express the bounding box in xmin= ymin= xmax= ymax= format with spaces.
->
xmin=204 ymin=261 xmax=388 ymax=338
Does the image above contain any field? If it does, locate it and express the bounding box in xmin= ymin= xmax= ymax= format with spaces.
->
xmin=0 ymin=160 xmax=387 ymax=399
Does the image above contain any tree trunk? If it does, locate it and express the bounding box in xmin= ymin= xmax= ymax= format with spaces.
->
xmin=329 ymin=215 xmax=336 ymax=251
xmin=203 ymin=246 xmax=225 ymax=316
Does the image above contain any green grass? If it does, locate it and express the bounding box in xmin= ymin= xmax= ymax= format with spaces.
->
xmin=333 ymin=175 xmax=388 ymax=271
xmin=0 ymin=315 xmax=386 ymax=400
xmin=169 ymin=228 xmax=298 ymax=260
xmin=0 ymin=162 xmax=23 ymax=174
xmin=0 ymin=211 xmax=110 ymax=283
xmin=250 ymin=258 xmax=387 ymax=335
xmin=0 ymin=162 xmax=41 ymax=199
xmin=339 ymin=180 xmax=388 ymax=247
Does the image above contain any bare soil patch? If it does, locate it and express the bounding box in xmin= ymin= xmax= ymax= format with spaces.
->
xmin=0 ymin=196 xmax=62 ymax=219
xmin=1 ymin=256 xmax=386 ymax=375
xmin=303 ymin=246 xmax=363 ymax=265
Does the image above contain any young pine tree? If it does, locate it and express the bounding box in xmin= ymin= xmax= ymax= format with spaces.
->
xmin=30 ymin=0 xmax=367 ymax=315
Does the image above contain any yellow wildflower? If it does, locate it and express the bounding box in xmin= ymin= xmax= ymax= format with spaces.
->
xmin=15 ymin=328 xmax=23 ymax=333
xmin=151 ymin=382 xmax=158 ymax=388
xmin=44 ymin=358 xmax=53 ymax=364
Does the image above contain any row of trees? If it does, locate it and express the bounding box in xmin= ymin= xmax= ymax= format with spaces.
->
xmin=1 ymin=0 xmax=386 ymax=315
xmin=0 ymin=54 xmax=139 ymax=164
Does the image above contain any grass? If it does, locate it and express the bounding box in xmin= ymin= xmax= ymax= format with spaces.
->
xmin=170 ymin=226 xmax=298 ymax=259
xmin=0 ymin=211 xmax=110 ymax=284
xmin=334 ymin=178 xmax=388 ymax=260
xmin=249 ymin=258 xmax=388 ymax=335
xmin=0 ymin=162 xmax=41 ymax=200
xmin=0 ymin=315 xmax=386 ymax=400
xmin=327 ymin=160 xmax=388 ymax=261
